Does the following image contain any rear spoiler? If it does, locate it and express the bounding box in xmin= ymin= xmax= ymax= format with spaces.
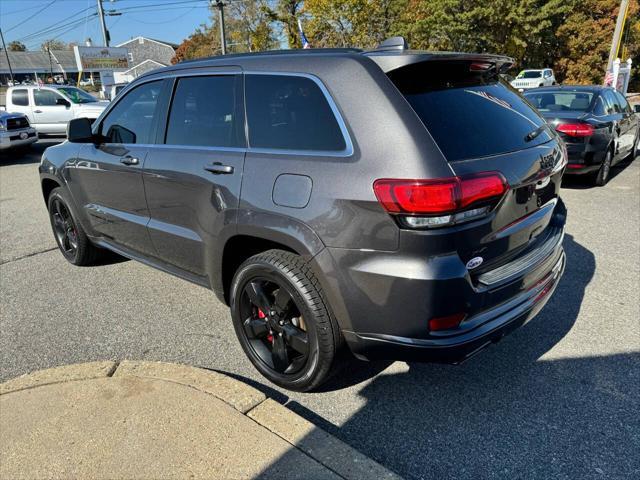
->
xmin=365 ymin=50 xmax=515 ymax=75
xmin=364 ymin=37 xmax=514 ymax=74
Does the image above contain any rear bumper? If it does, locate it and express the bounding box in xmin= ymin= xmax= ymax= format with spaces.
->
xmin=562 ymin=140 xmax=607 ymax=175
xmin=343 ymin=250 xmax=564 ymax=363
xmin=312 ymin=198 xmax=567 ymax=363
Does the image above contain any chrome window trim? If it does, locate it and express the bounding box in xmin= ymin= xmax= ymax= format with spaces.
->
xmin=95 ymin=69 xmax=354 ymax=158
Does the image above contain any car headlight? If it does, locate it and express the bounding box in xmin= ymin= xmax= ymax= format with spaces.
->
xmin=0 ymin=121 xmax=6 ymax=131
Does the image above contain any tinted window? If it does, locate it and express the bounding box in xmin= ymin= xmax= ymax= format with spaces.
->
xmin=603 ymin=91 xmax=620 ymax=113
xmin=11 ymin=89 xmax=28 ymax=106
xmin=518 ymin=71 xmax=542 ymax=79
xmin=390 ymin=61 xmax=551 ymax=161
xmin=593 ymin=95 xmax=607 ymax=116
xmin=524 ymin=91 xmax=594 ymax=112
xmin=614 ymin=91 xmax=632 ymax=113
xmin=34 ymin=89 xmax=64 ymax=106
xmin=166 ymin=76 xmax=244 ymax=148
xmin=245 ymin=74 xmax=346 ymax=151
xmin=100 ymin=80 xmax=162 ymax=144
xmin=57 ymin=87 xmax=97 ymax=104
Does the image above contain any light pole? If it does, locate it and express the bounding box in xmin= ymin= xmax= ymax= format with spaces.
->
xmin=212 ymin=1 xmax=227 ymax=55
xmin=606 ymin=0 xmax=630 ymax=71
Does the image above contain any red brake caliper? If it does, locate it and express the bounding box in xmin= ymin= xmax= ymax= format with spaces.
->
xmin=258 ymin=309 xmax=274 ymax=344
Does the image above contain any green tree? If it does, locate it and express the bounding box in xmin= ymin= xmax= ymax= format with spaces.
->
xmin=7 ymin=41 xmax=27 ymax=52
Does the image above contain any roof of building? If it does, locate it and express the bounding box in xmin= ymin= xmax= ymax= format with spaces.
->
xmin=0 ymin=50 xmax=78 ymax=74
xmin=116 ymin=37 xmax=179 ymax=49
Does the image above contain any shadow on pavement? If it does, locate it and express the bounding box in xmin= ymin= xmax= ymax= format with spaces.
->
xmin=257 ymin=234 xmax=639 ymax=479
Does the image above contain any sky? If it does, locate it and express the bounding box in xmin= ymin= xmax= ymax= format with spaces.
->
xmin=0 ymin=0 xmax=218 ymax=50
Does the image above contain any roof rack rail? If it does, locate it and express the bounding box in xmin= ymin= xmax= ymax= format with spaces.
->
xmin=375 ymin=36 xmax=409 ymax=51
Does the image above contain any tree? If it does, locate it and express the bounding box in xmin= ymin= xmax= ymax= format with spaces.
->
xmin=7 ymin=41 xmax=26 ymax=51
xmin=41 ymin=39 xmax=67 ymax=51
xmin=267 ymin=0 xmax=303 ymax=48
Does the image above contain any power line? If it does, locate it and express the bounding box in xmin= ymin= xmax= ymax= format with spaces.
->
xmin=14 ymin=6 xmax=96 ymax=43
xmin=3 ymin=0 xmax=58 ymax=34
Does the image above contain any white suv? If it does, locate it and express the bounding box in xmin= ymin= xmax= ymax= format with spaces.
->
xmin=511 ymin=69 xmax=556 ymax=92
xmin=4 ymin=85 xmax=108 ymax=135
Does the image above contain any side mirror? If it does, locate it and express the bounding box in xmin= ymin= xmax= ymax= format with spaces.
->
xmin=634 ymin=105 xmax=640 ymax=114
xmin=56 ymin=98 xmax=71 ymax=107
xmin=67 ymin=117 xmax=94 ymax=143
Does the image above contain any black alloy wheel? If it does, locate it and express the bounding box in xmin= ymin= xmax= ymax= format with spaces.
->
xmin=595 ymin=150 xmax=612 ymax=186
xmin=230 ymin=249 xmax=341 ymax=391
xmin=50 ymin=197 xmax=78 ymax=259
xmin=47 ymin=187 xmax=101 ymax=265
xmin=239 ymin=277 xmax=309 ymax=375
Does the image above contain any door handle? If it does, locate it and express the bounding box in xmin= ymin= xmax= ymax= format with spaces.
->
xmin=34 ymin=110 xmax=43 ymax=113
xmin=120 ymin=156 xmax=139 ymax=166
xmin=204 ymin=162 xmax=234 ymax=175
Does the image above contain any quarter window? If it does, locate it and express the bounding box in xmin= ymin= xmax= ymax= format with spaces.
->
xmin=100 ymin=80 xmax=162 ymax=144
xmin=34 ymin=89 xmax=64 ymax=106
xmin=245 ymin=74 xmax=346 ymax=152
xmin=11 ymin=89 xmax=29 ymax=106
xmin=165 ymin=75 xmax=244 ymax=148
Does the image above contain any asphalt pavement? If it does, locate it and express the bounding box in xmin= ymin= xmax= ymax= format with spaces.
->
xmin=1 ymin=140 xmax=639 ymax=479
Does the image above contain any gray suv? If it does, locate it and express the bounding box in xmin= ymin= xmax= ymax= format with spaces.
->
xmin=40 ymin=38 xmax=567 ymax=391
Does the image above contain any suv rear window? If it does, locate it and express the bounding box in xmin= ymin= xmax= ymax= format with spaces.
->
xmin=11 ymin=89 xmax=28 ymax=106
xmin=245 ymin=74 xmax=346 ymax=152
xmin=389 ymin=61 xmax=551 ymax=161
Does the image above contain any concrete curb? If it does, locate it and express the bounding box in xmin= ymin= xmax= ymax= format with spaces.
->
xmin=0 ymin=361 xmax=402 ymax=480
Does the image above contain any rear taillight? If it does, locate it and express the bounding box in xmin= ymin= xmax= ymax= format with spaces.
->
xmin=555 ymin=123 xmax=594 ymax=137
xmin=374 ymin=172 xmax=508 ymax=228
xmin=429 ymin=313 xmax=466 ymax=331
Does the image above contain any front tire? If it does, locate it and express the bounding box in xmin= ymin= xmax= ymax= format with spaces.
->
xmin=230 ymin=249 xmax=341 ymax=392
xmin=48 ymin=187 xmax=100 ymax=265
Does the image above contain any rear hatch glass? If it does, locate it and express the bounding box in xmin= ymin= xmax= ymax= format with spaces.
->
xmin=388 ymin=60 xmax=552 ymax=161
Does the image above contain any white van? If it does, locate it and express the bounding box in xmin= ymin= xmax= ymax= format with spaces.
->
xmin=4 ymin=85 xmax=108 ymax=135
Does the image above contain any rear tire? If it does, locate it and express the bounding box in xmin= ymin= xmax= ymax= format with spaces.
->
xmin=230 ymin=249 xmax=341 ymax=392
xmin=48 ymin=187 xmax=101 ymax=265
xmin=594 ymin=150 xmax=612 ymax=187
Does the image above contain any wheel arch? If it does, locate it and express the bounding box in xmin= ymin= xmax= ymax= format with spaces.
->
xmin=41 ymin=176 xmax=62 ymax=206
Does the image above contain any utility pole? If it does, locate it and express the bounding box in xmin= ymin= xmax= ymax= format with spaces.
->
xmin=0 ymin=28 xmax=15 ymax=84
xmin=46 ymin=43 xmax=54 ymax=81
xmin=213 ymin=1 xmax=227 ymax=55
xmin=96 ymin=0 xmax=110 ymax=47
xmin=606 ymin=0 xmax=630 ymax=71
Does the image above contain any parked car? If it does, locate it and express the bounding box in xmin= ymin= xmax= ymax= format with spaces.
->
xmin=511 ymin=69 xmax=556 ymax=91
xmin=0 ymin=111 xmax=38 ymax=151
xmin=106 ymin=83 xmax=128 ymax=101
xmin=524 ymin=85 xmax=639 ymax=185
xmin=5 ymin=85 xmax=108 ymax=135
xmin=39 ymin=39 xmax=567 ymax=391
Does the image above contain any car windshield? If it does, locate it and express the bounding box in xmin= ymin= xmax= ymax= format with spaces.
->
xmin=517 ymin=71 xmax=542 ymax=79
xmin=56 ymin=87 xmax=98 ymax=104
xmin=524 ymin=91 xmax=594 ymax=112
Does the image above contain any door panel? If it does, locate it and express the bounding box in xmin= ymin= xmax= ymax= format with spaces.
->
xmin=143 ymin=74 xmax=245 ymax=276
xmin=144 ymin=148 xmax=245 ymax=276
xmin=69 ymin=143 xmax=155 ymax=255
xmin=31 ymin=88 xmax=74 ymax=133
xmin=65 ymin=79 xmax=166 ymax=256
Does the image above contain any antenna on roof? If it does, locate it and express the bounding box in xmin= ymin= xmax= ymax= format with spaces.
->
xmin=376 ymin=36 xmax=408 ymax=51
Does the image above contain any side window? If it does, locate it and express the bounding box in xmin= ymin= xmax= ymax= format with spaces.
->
xmin=614 ymin=91 xmax=632 ymax=114
xmin=100 ymin=80 xmax=162 ymax=144
xmin=603 ymin=91 xmax=619 ymax=114
xmin=165 ymin=75 xmax=244 ymax=148
xmin=11 ymin=89 xmax=29 ymax=106
xmin=593 ymin=95 xmax=607 ymax=116
xmin=245 ymin=74 xmax=347 ymax=152
xmin=34 ymin=89 xmax=64 ymax=106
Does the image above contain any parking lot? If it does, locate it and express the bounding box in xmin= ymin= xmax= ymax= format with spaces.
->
xmin=1 ymin=139 xmax=639 ymax=479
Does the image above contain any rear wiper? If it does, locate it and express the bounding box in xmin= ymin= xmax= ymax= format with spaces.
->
xmin=524 ymin=124 xmax=549 ymax=142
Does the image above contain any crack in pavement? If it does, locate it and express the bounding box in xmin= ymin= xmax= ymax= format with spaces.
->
xmin=0 ymin=247 xmax=57 ymax=266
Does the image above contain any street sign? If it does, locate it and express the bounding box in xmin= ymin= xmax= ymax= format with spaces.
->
xmin=73 ymin=46 xmax=129 ymax=71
